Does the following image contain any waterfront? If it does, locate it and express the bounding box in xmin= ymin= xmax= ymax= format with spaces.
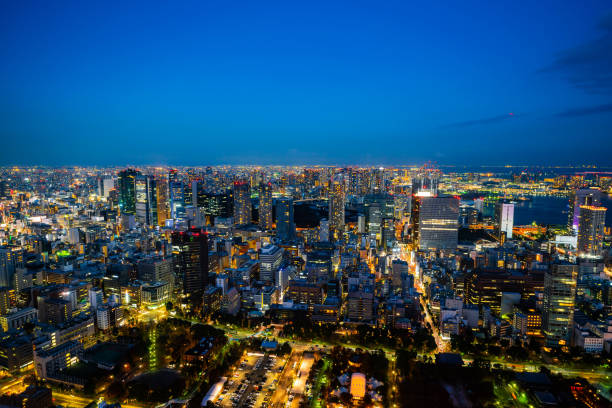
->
xmin=476 ymin=194 xmax=612 ymax=227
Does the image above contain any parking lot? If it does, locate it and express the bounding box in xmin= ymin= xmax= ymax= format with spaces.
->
xmin=217 ymin=353 xmax=287 ymax=408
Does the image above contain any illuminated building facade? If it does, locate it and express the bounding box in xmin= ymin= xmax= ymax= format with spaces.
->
xmin=259 ymin=182 xmax=273 ymax=230
xmin=258 ymin=244 xmax=283 ymax=283
xmin=364 ymin=193 xmax=394 ymax=237
xmin=169 ymin=180 xmax=185 ymax=219
xmin=201 ymin=189 xmax=233 ymax=221
xmin=118 ymin=168 xmax=139 ymax=216
xmin=171 ymin=228 xmax=209 ymax=303
xmin=569 ymin=188 xmax=601 ymax=231
xmin=0 ymin=246 xmax=25 ymax=288
xmin=418 ymin=196 xmax=459 ymax=250
xmin=155 ymin=175 xmax=170 ymax=226
xmin=542 ymin=262 xmax=577 ymax=347
xmin=276 ymin=197 xmax=296 ymax=241
xmin=496 ymin=201 xmax=514 ymax=240
xmin=577 ymin=206 xmax=606 ymax=258
xmin=135 ymin=175 xmax=158 ymax=225
xmin=34 ymin=341 xmax=82 ymax=380
xmin=233 ymin=181 xmax=251 ymax=225
xmin=329 ymin=179 xmax=345 ymax=240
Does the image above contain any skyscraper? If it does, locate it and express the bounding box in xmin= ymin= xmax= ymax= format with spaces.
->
xmin=97 ymin=176 xmax=114 ymax=198
xmin=171 ymin=228 xmax=209 ymax=304
xmin=0 ymin=246 xmax=25 ymax=288
xmin=542 ymin=262 xmax=577 ymax=347
xmin=233 ymin=181 xmax=251 ymax=225
xmin=169 ymin=180 xmax=185 ymax=219
xmin=364 ymin=193 xmax=394 ymax=237
xmin=118 ymin=169 xmax=139 ymax=216
xmin=155 ymin=175 xmax=170 ymax=226
xmin=412 ymin=172 xmax=439 ymax=196
xmin=259 ymin=182 xmax=273 ymax=230
xmin=329 ymin=179 xmax=345 ymax=240
xmin=496 ymin=201 xmax=514 ymax=240
xmin=135 ymin=175 xmax=158 ymax=226
xmin=276 ymin=197 xmax=296 ymax=241
xmin=577 ymin=206 xmax=606 ymax=258
xmin=569 ymin=188 xmax=601 ymax=231
xmin=418 ymin=196 xmax=459 ymax=250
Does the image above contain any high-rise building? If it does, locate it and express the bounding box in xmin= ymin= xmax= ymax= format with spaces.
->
xmin=169 ymin=180 xmax=185 ymax=219
xmin=97 ymin=176 xmax=114 ymax=198
xmin=347 ymin=291 xmax=374 ymax=323
xmin=137 ymin=256 xmax=175 ymax=295
xmin=0 ymin=180 xmax=9 ymax=199
xmin=171 ymin=228 xmax=209 ymax=303
xmin=496 ymin=201 xmax=514 ymax=240
xmin=329 ymin=179 xmax=345 ymax=240
xmin=577 ymin=206 xmax=606 ymax=258
xmin=233 ymin=181 xmax=251 ymax=225
xmin=0 ymin=246 xmax=25 ymax=288
xmin=569 ymin=188 xmax=601 ymax=231
xmin=259 ymin=182 xmax=273 ymax=230
xmin=276 ymin=197 xmax=296 ymax=241
xmin=135 ymin=175 xmax=158 ymax=225
xmin=542 ymin=262 xmax=577 ymax=347
xmin=418 ymin=196 xmax=459 ymax=250
xmin=118 ymin=169 xmax=139 ymax=216
xmin=258 ymin=244 xmax=283 ymax=283
xmin=201 ymin=189 xmax=233 ymax=221
xmin=155 ymin=175 xmax=170 ymax=226
xmin=364 ymin=193 xmax=394 ymax=237
xmin=412 ymin=173 xmax=439 ymax=196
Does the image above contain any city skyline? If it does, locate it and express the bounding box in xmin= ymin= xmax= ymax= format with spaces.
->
xmin=2 ymin=1 xmax=612 ymax=165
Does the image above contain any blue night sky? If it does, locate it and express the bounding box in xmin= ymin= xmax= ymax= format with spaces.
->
xmin=1 ymin=1 xmax=612 ymax=166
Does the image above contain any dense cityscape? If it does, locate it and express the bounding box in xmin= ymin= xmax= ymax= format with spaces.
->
xmin=3 ymin=0 xmax=612 ymax=407
xmin=0 ymin=165 xmax=610 ymax=408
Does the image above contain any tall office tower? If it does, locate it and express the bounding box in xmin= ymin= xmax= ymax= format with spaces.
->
xmin=0 ymin=180 xmax=9 ymax=199
xmin=191 ymin=180 xmax=206 ymax=207
xmin=393 ymin=189 xmax=412 ymax=219
xmin=97 ymin=176 xmax=114 ymax=198
xmin=155 ymin=175 xmax=170 ymax=226
xmin=413 ymin=172 xmax=439 ymax=196
xmin=569 ymin=188 xmax=601 ymax=231
xmin=233 ymin=181 xmax=251 ymax=225
xmin=418 ymin=196 xmax=459 ymax=250
xmin=171 ymin=228 xmax=209 ymax=303
xmin=118 ymin=169 xmax=139 ymax=216
xmin=135 ymin=175 xmax=157 ymax=225
xmin=0 ymin=246 xmax=25 ymax=288
xmin=329 ymin=179 xmax=345 ymax=240
xmin=276 ymin=197 xmax=296 ymax=241
xmin=202 ymin=189 xmax=234 ymax=220
xmin=259 ymin=182 xmax=273 ymax=230
xmin=372 ymin=167 xmax=384 ymax=192
xmin=410 ymin=195 xmax=422 ymax=243
xmin=577 ymin=206 xmax=606 ymax=258
xmin=364 ymin=193 xmax=395 ymax=237
xmin=347 ymin=169 xmax=359 ymax=195
xmin=495 ymin=201 xmax=514 ymax=240
xmin=259 ymin=244 xmax=283 ymax=283
xmin=319 ymin=219 xmax=330 ymax=241
xmin=542 ymin=262 xmax=578 ymax=347
xmin=473 ymin=198 xmax=484 ymax=213
xmin=169 ymin=179 xmax=185 ymax=220
xmin=148 ymin=179 xmax=159 ymax=226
